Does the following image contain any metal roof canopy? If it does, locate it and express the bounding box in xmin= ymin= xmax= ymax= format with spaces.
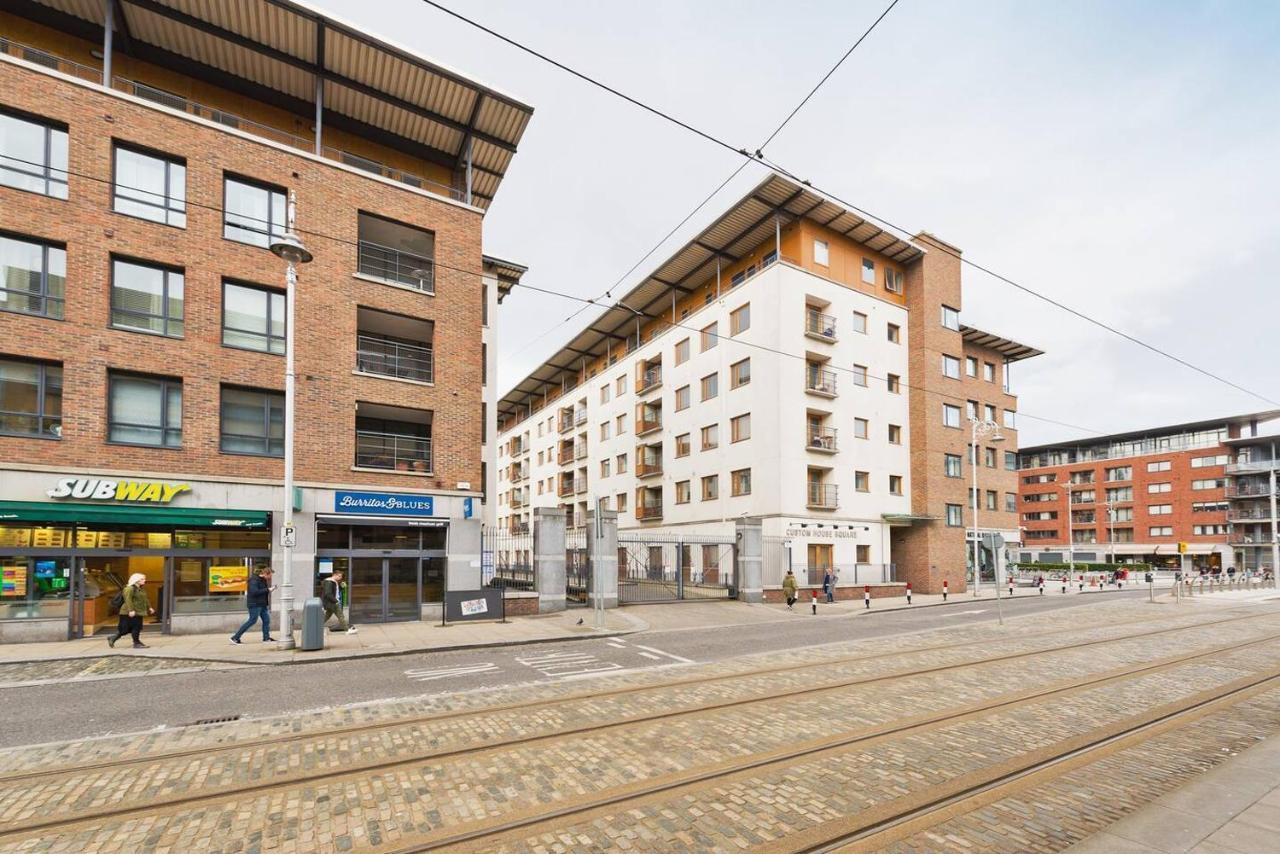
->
xmin=959 ymin=325 xmax=1044 ymax=362
xmin=1022 ymin=409 xmax=1280 ymax=454
xmin=498 ymin=173 xmax=926 ymax=421
xmin=25 ymin=0 xmax=533 ymax=207
xmin=483 ymin=254 xmax=528 ymax=302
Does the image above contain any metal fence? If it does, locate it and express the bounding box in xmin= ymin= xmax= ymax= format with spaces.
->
xmin=763 ymin=536 xmax=895 ymax=586
xmin=357 ymin=241 xmax=435 ymax=293
xmin=482 ymin=526 xmax=534 ymax=591
xmin=566 ymin=527 xmax=590 ymax=605
xmin=617 ymin=532 xmax=736 ymax=603
xmin=356 ymin=334 xmax=434 ymax=383
xmin=355 ymin=430 xmax=431 ymax=472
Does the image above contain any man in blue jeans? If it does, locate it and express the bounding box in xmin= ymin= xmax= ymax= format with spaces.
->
xmin=231 ymin=567 xmax=277 ymax=644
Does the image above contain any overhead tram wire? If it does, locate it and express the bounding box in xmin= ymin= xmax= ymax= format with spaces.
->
xmin=5 ymin=150 xmax=1103 ymax=438
xmin=417 ymin=0 xmax=1280 ymax=409
xmin=505 ymin=0 xmax=904 ymax=361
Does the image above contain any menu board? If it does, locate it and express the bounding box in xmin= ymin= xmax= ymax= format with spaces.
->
xmin=178 ymin=560 xmax=204 ymax=583
xmin=209 ymin=565 xmax=248 ymax=593
xmin=1 ymin=565 xmax=28 ymax=598
xmin=0 ymin=528 xmax=70 ymax=548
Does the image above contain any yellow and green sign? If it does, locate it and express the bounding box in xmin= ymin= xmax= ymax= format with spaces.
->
xmin=46 ymin=478 xmax=191 ymax=504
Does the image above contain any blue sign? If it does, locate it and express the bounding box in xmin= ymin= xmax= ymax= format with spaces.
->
xmin=334 ymin=491 xmax=435 ymax=516
xmin=463 ymin=497 xmax=474 ymax=519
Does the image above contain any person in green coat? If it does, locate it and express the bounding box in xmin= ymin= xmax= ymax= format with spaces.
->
xmin=108 ymin=573 xmax=154 ymax=649
xmin=782 ymin=569 xmax=799 ymax=610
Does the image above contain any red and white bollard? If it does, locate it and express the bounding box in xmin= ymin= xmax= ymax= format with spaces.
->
xmin=943 ymin=580 xmax=949 ymax=602
xmin=864 ymin=585 xmax=871 ymax=609
xmin=811 ymin=591 xmax=818 ymax=616
xmin=906 ymin=582 xmax=912 ymax=605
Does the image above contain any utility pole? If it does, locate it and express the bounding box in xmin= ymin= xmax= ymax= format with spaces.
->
xmin=969 ymin=419 xmax=1005 ymax=598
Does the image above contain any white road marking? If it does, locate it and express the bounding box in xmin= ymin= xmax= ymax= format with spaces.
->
xmin=941 ymin=609 xmax=989 ymax=616
xmin=516 ymin=650 xmax=622 ymax=677
xmin=404 ymin=662 xmax=498 ymax=682
xmin=632 ymin=644 xmax=695 ymax=664
xmin=638 ymin=651 xmax=662 ymax=660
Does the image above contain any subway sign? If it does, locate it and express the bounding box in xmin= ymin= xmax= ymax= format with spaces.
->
xmin=47 ymin=478 xmax=192 ymax=504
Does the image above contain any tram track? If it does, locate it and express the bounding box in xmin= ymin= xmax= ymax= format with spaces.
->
xmin=3 ymin=615 xmax=1279 ymax=846
xmin=0 ymin=606 xmax=1257 ymax=789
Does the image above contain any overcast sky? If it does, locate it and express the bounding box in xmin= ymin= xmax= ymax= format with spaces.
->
xmin=326 ymin=0 xmax=1280 ymax=445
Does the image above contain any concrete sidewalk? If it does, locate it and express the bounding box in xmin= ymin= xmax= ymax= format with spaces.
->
xmin=1069 ymin=732 xmax=1280 ymax=853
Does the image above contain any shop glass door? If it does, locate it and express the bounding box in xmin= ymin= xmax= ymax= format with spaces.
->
xmin=349 ymin=557 xmax=385 ymax=623
xmin=349 ymin=557 xmax=421 ymax=623
xmin=387 ymin=558 xmax=420 ymax=621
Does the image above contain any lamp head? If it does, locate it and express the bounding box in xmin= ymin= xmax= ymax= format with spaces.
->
xmin=991 ymin=430 xmax=1006 ymax=443
xmin=270 ymin=232 xmax=313 ymax=265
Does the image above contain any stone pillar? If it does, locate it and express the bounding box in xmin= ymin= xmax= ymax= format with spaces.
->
xmin=586 ymin=508 xmax=619 ymax=608
xmin=447 ymin=517 xmax=482 ymax=593
xmin=534 ymin=507 xmax=567 ymax=613
xmin=736 ymin=517 xmax=763 ymax=603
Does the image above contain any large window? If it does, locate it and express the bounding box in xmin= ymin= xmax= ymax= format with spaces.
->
xmin=945 ymin=504 xmax=963 ymax=527
xmin=111 ymin=258 xmax=184 ymax=337
xmin=731 ymin=413 xmax=750 ymax=442
xmin=0 ymin=358 xmax=61 ymax=438
xmin=945 ymin=453 xmax=962 ymax=477
xmin=0 ymin=111 xmax=68 ymax=198
xmin=731 ymin=469 xmax=751 ymax=496
xmin=1 ymin=234 xmax=64 ymax=319
xmin=942 ymin=404 xmax=962 ymax=428
xmin=222 ymin=281 xmax=285 ymax=354
xmin=108 ymin=373 xmax=182 ymax=447
xmin=113 ymin=146 xmax=186 ymax=227
xmin=674 ymin=338 xmax=690 ymax=365
xmin=731 ymin=358 xmax=751 ymax=388
xmin=223 ymin=176 xmax=286 ymax=248
xmin=700 ymin=373 xmax=718 ymax=401
xmin=220 ymin=387 xmax=284 ymax=456
xmin=942 ymin=354 xmax=961 ymax=379
xmin=730 ymin=304 xmax=750 ymax=335
xmin=940 ymin=305 xmax=960 ymax=330
xmin=861 ymin=257 xmax=875 ymax=284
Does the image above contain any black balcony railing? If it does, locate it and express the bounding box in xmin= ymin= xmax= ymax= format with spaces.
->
xmin=357 ymin=241 xmax=435 ymax=293
xmin=356 ymin=334 xmax=434 ymax=383
xmin=355 ymin=430 xmax=431 ymax=472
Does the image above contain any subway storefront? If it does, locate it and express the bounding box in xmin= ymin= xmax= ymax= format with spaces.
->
xmin=0 ymin=476 xmax=271 ymax=642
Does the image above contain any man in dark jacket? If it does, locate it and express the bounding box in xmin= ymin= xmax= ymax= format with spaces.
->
xmin=321 ymin=569 xmax=356 ymax=634
xmin=230 ymin=567 xmax=276 ymax=644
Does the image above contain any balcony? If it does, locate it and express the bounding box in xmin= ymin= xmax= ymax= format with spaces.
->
xmin=575 ymin=442 xmax=588 ymax=460
xmin=558 ymin=413 xmax=575 ymax=434
xmin=637 ymin=502 xmax=664 ymax=521
xmin=638 ymin=366 xmax=663 ymax=395
xmin=807 ymin=483 xmax=839 ymax=509
xmin=355 ymin=430 xmax=431 ymax=473
xmin=509 ymin=466 xmax=527 ymax=483
xmin=558 ymin=478 xmax=584 ymax=498
xmin=1227 ymin=458 xmax=1280 ymax=475
xmin=636 ymin=410 xmax=662 ymax=436
xmin=575 ymin=409 xmax=588 ymax=427
xmin=1226 ymin=484 xmax=1276 ymax=498
xmin=508 ymin=522 xmax=530 ymax=535
xmin=358 ymin=241 xmax=434 ymax=293
xmin=356 ymin=334 xmax=434 ymax=384
xmin=1228 ymin=507 xmax=1276 ymax=521
xmin=805 ymin=367 xmax=837 ymax=397
xmin=556 ymin=447 xmax=575 ymax=466
xmin=807 ymin=427 xmax=838 ymax=454
xmin=510 ymin=493 xmax=525 ymax=508
xmin=804 ymin=309 xmax=837 ymax=342
xmin=636 ymin=449 xmax=663 ymax=479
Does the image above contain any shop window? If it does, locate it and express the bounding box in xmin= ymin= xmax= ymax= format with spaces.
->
xmin=223 ymin=281 xmax=285 ymax=354
xmin=173 ymin=557 xmax=268 ymax=614
xmin=220 ymin=386 xmax=284 ymax=456
xmin=113 ymin=145 xmax=186 ymax=227
xmin=1 ymin=234 xmax=65 ymax=319
xmin=0 ymin=357 xmax=62 ymax=438
xmin=111 ymin=258 xmax=185 ymax=338
xmin=108 ymin=372 xmax=182 ymax=447
xmin=0 ymin=110 xmax=68 ymax=198
xmin=0 ymin=556 xmax=72 ymax=621
xmin=223 ymin=175 xmax=286 ymax=248
xmin=351 ymin=526 xmax=421 ymax=550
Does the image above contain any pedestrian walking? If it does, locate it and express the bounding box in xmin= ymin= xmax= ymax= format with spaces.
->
xmin=822 ymin=568 xmax=835 ymax=604
xmin=321 ymin=569 xmax=357 ymax=634
xmin=108 ymin=573 xmax=153 ymax=649
xmin=231 ymin=567 xmax=277 ymax=644
xmin=782 ymin=569 xmax=798 ymax=610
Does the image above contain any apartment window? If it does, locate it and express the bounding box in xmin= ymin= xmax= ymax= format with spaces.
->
xmin=945 ymin=454 xmax=962 ymax=477
xmin=731 ymin=413 xmax=750 ymax=442
xmin=1149 ymin=526 xmax=1173 ymax=537
xmin=984 ymin=447 xmax=997 ymax=468
xmin=1192 ymin=501 xmax=1228 ymax=513
xmin=983 ymin=362 xmax=995 ymax=382
xmin=814 ymin=240 xmax=830 ymax=266
xmin=855 ymin=470 xmax=870 ymax=492
xmin=1149 ymin=504 xmax=1172 ymax=515
xmin=1192 ymin=478 xmax=1225 ymax=490
xmin=0 ymin=234 xmax=65 ymax=319
xmin=1147 ymin=482 xmax=1172 ymax=494
xmin=1004 ymin=451 xmax=1018 ymax=471
xmin=616 ymin=493 xmax=628 ymax=513
xmin=1003 ymin=410 xmax=1017 ymax=430
xmin=966 ymin=400 xmax=978 ymax=421
xmin=1104 ymin=465 xmax=1133 ymax=482
xmin=854 ymin=417 xmax=869 ymax=439
xmin=1194 ymin=524 xmax=1228 ymax=536
xmin=111 ymin=258 xmax=184 ymax=337
xmin=675 ymin=480 xmax=691 ymax=504
xmin=616 ymin=414 xmax=627 ymax=435
xmin=887 ymin=323 xmax=900 ymax=343
xmin=731 ymin=469 xmax=752 ymax=496
xmin=730 ymin=304 xmax=750 ymax=335
xmin=600 ymin=422 xmax=611 ymax=441
xmin=852 ymin=364 xmax=868 ymax=387
xmin=861 ymin=257 xmax=875 ymax=283
xmin=943 ymin=404 xmax=961 ymax=428
xmin=731 ymin=358 xmax=751 ymax=388
xmin=701 ymin=322 xmax=718 ymax=351
xmin=884 ymin=268 xmax=903 ymax=293
xmin=220 ymin=387 xmax=284 ymax=456
xmin=223 ymin=176 xmax=286 ymax=248
xmin=222 ymin=281 xmax=285 ymax=354
xmin=945 ymin=504 xmax=963 ymax=527
xmin=675 ymin=385 xmax=691 ymax=411
xmin=965 ymin=356 xmax=978 ymax=377
xmin=108 ymin=373 xmax=182 ymax=447
xmin=1147 ymin=460 xmax=1172 ymax=472
xmin=942 ymin=354 xmax=961 ymax=379
xmin=1005 ymin=492 xmax=1017 ymax=512
xmin=675 ymin=433 xmax=691 ymax=457
xmin=617 ymin=375 xmax=627 ymax=395
xmin=701 ymin=475 xmax=719 ymax=500
xmin=1106 ymin=486 xmax=1134 ymax=502
xmin=888 ymin=424 xmax=902 ymax=445
xmin=887 ymin=373 xmax=900 ymax=394
xmin=1191 ymin=454 xmax=1228 ymax=468
xmin=674 ymin=338 xmax=690 ymax=366
xmin=940 ymin=305 xmax=960 ymax=331
xmin=889 ymin=475 xmax=903 ymax=495
xmin=852 ymin=311 xmax=867 ymax=334
xmin=984 ymin=404 xmax=997 ymax=422
xmin=113 ymin=145 xmax=186 ymax=227
xmin=701 ymin=424 xmax=719 ymax=450
xmin=1073 ymin=490 xmax=1096 ymax=503
xmin=0 ymin=358 xmax=61 ymax=438
xmin=730 ymin=271 xmax=746 ymax=287
xmin=616 ymin=453 xmax=628 ymax=474
xmin=0 ymin=111 xmax=68 ymax=198
xmin=700 ymin=373 xmax=719 ymax=402
xmin=600 ymin=385 xmax=611 ymax=404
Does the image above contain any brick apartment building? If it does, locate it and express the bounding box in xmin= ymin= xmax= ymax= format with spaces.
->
xmin=495 ymin=174 xmax=1041 ymax=595
xmin=0 ymin=0 xmax=532 ymax=641
xmin=1016 ymin=411 xmax=1280 ymax=574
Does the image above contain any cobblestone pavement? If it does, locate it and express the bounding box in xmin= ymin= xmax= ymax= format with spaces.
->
xmin=1 ymin=601 xmax=1278 ymax=852
xmin=0 ymin=656 xmax=244 ymax=687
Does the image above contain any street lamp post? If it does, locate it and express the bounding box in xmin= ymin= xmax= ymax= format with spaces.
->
xmin=269 ymin=192 xmax=312 ymax=650
xmin=969 ymin=418 xmax=1005 ymax=606
xmin=1104 ymin=498 xmax=1116 ymax=565
xmin=1060 ymin=483 xmax=1075 ymax=585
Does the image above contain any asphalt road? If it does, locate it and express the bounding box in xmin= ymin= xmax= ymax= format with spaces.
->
xmin=0 ymin=590 xmax=1162 ymax=748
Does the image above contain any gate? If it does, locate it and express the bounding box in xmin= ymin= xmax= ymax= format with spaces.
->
xmin=565 ymin=527 xmax=590 ymax=605
xmin=482 ymin=526 xmax=534 ymax=591
xmin=617 ymin=532 xmax=736 ymax=604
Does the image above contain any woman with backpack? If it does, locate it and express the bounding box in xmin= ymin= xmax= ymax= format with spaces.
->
xmin=108 ymin=573 xmax=153 ymax=649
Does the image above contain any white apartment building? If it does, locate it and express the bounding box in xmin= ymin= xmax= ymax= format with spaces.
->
xmin=481 ymin=256 xmax=527 ymax=526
